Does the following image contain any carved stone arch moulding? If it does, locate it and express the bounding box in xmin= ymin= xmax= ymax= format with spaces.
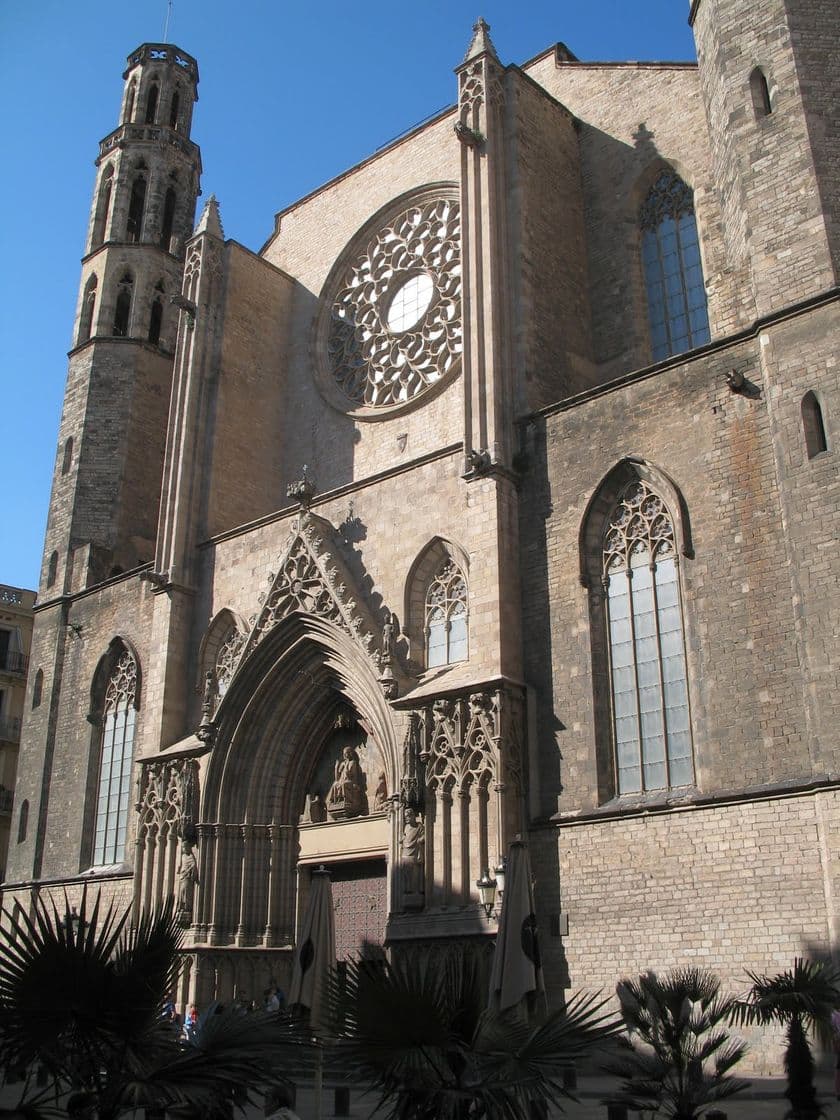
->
xmin=579 ymin=457 xmax=693 ymax=588
xmin=312 ymin=183 xmax=462 ymax=420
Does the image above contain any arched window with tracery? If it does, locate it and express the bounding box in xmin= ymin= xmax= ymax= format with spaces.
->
xmin=215 ymin=627 xmax=244 ymax=699
xmin=425 ymin=561 xmax=468 ymax=669
xmin=169 ymin=88 xmax=181 ymax=129
xmin=602 ymin=480 xmax=693 ymax=794
xmin=640 ymin=170 xmax=710 ymax=361
xmin=93 ymin=647 xmax=138 ymax=866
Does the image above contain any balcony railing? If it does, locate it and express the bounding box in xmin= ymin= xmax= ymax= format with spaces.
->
xmin=0 ymin=717 xmax=21 ymax=743
xmin=0 ymin=650 xmax=28 ymax=675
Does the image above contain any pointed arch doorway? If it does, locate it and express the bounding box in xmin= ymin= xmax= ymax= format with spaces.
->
xmin=189 ymin=614 xmax=400 ymax=1004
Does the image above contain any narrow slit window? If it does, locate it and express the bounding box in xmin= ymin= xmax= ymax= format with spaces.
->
xmin=92 ymin=166 xmax=114 ymax=248
xmin=802 ymin=391 xmax=828 ymax=458
xmin=148 ymin=296 xmax=163 ymax=346
xmin=126 ymin=175 xmax=146 ymax=242
xmin=61 ymin=436 xmax=73 ymax=475
xmin=32 ymin=669 xmax=44 ymax=709
xmin=750 ymin=67 xmax=772 ymax=117
xmin=145 ymin=82 xmax=159 ymax=124
xmin=113 ymin=274 xmax=133 ymax=337
xmin=47 ymin=551 xmax=58 ymax=588
xmin=78 ymin=275 xmax=97 ymax=345
xmin=124 ymin=80 xmax=136 ymax=125
xmin=160 ymin=187 xmax=177 ymax=250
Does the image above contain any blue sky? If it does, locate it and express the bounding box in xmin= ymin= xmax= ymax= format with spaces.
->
xmin=0 ymin=1 xmax=697 ymax=591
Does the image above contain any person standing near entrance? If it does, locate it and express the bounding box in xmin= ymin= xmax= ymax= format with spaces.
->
xmin=264 ymin=1085 xmax=300 ymax=1120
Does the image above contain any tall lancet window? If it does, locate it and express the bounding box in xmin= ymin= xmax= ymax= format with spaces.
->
xmin=93 ymin=648 xmax=138 ymax=866
xmin=603 ymin=481 xmax=693 ymax=794
xmin=425 ymin=560 xmax=468 ymax=668
xmin=640 ymin=170 xmax=710 ymax=361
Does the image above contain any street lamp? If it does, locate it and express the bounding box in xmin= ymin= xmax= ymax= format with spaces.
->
xmin=493 ymin=856 xmax=507 ymax=908
xmin=476 ymin=868 xmax=497 ymax=918
xmin=62 ymin=907 xmax=85 ymax=941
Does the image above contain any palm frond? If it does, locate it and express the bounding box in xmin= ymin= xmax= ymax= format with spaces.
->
xmin=330 ymin=946 xmax=622 ymax=1120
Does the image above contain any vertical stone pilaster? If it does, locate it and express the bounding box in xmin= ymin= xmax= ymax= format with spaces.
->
xmin=456 ymin=20 xmax=513 ymax=469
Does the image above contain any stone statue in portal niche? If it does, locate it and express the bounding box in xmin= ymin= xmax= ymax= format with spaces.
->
xmin=326 ymin=745 xmax=366 ymax=819
xmin=401 ymin=808 xmax=425 ymax=906
xmin=176 ymin=838 xmax=199 ymax=925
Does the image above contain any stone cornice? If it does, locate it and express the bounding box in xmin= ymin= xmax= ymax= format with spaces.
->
xmin=539 ymin=773 xmax=840 ymax=830
xmin=523 ymin=286 xmax=840 ymax=426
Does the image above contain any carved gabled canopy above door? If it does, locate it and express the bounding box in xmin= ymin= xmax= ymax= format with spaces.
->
xmin=206 ymin=510 xmax=408 ymax=731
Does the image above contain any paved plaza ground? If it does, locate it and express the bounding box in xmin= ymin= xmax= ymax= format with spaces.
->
xmin=275 ymin=1070 xmax=840 ymax=1120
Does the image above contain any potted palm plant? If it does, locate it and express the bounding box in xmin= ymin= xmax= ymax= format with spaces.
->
xmin=605 ymin=967 xmax=749 ymax=1120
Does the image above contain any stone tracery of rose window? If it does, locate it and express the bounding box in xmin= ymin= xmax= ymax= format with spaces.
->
xmin=324 ymin=195 xmax=462 ymax=410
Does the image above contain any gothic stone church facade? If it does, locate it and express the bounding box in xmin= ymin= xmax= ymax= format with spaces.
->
xmin=6 ymin=0 xmax=840 ymax=1042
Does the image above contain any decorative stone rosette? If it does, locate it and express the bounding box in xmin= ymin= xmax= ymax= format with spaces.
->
xmin=314 ymin=188 xmax=462 ymax=417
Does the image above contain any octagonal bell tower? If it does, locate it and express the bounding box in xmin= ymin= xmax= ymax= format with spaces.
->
xmin=42 ymin=44 xmax=202 ymax=597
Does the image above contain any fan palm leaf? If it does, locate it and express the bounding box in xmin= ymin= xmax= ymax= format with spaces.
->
xmin=0 ymin=889 xmax=310 ymax=1120
xmin=329 ymin=946 xmax=622 ymax=1120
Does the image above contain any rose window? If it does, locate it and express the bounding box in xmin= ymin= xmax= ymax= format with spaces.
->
xmin=320 ymin=194 xmax=462 ymax=412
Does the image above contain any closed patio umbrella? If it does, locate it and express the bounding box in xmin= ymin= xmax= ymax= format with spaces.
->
xmin=488 ymin=839 xmax=546 ymax=1014
xmin=289 ymin=865 xmax=336 ymax=1034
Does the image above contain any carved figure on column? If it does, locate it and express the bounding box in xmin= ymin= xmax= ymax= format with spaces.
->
xmin=379 ymin=611 xmax=399 ymax=698
xmin=198 ymin=670 xmax=217 ymax=742
xmin=177 ymin=837 xmax=199 ymax=927
xmin=401 ymin=807 xmax=425 ymax=909
xmin=327 ymin=745 xmax=366 ymax=819
xmin=382 ymin=612 xmax=396 ymax=662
